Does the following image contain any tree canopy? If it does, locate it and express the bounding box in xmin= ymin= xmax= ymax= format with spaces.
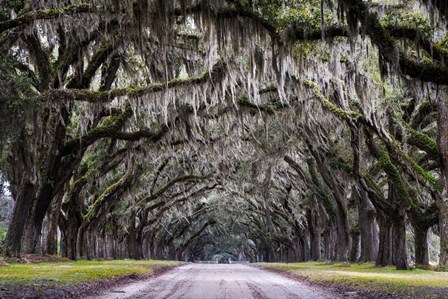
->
xmin=0 ymin=0 xmax=448 ymax=270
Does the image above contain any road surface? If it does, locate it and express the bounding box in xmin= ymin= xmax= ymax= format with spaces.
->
xmin=88 ymin=263 xmax=340 ymax=299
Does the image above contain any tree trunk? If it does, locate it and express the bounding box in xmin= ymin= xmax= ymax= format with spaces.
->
xmin=307 ymin=208 xmax=322 ymax=260
xmin=4 ymin=181 xmax=35 ymax=257
xmin=437 ymin=95 xmax=448 ymax=269
xmin=41 ymin=195 xmax=62 ymax=255
xmin=21 ymin=215 xmax=41 ymax=254
xmin=28 ymin=183 xmax=57 ymax=253
xmin=414 ymin=226 xmax=429 ymax=267
xmin=77 ymin=222 xmax=89 ymax=259
xmin=392 ymin=209 xmax=409 ymax=270
xmin=439 ymin=202 xmax=448 ymax=269
xmin=334 ymin=206 xmax=350 ymax=261
xmin=350 ymin=230 xmax=360 ymax=262
xmin=128 ymin=208 xmax=143 ymax=260
xmin=64 ymin=221 xmax=80 ymax=260
xmin=376 ymin=214 xmax=392 ymax=267
xmin=357 ymin=188 xmax=379 ymax=262
xmin=322 ymin=225 xmax=335 ymax=260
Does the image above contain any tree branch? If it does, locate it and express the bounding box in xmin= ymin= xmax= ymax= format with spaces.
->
xmin=0 ymin=3 xmax=93 ymax=34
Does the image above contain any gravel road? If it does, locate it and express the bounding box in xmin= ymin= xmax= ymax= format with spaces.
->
xmin=88 ymin=263 xmax=340 ymax=299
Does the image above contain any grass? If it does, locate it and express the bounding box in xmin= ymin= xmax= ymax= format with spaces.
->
xmin=0 ymin=259 xmax=183 ymax=287
xmin=258 ymin=262 xmax=448 ymax=298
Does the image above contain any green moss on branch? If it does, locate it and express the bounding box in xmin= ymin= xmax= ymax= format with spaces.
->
xmin=0 ymin=3 xmax=93 ymax=34
xmin=52 ymin=61 xmax=226 ymax=103
xmin=407 ymin=129 xmax=439 ymax=160
xmin=82 ymin=171 xmax=127 ymax=220
xmin=63 ymin=104 xmax=132 ymax=156
xmin=342 ymin=0 xmax=448 ymax=85
xmin=304 ymin=80 xmax=362 ymax=120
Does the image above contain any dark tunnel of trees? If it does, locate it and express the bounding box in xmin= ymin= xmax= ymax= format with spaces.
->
xmin=0 ymin=0 xmax=448 ymax=271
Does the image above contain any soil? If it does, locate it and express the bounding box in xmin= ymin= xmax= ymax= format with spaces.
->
xmin=86 ymin=263 xmax=341 ymax=299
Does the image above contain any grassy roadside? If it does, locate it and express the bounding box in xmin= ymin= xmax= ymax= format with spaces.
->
xmin=258 ymin=262 xmax=448 ymax=298
xmin=0 ymin=258 xmax=183 ymax=298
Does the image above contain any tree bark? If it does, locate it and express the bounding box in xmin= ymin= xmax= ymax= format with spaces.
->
xmin=63 ymin=217 xmax=81 ymax=260
xmin=4 ymin=181 xmax=35 ymax=257
xmin=128 ymin=209 xmax=142 ymax=259
xmin=437 ymin=94 xmax=448 ymax=269
xmin=376 ymin=214 xmax=392 ymax=267
xmin=307 ymin=208 xmax=322 ymax=260
xmin=350 ymin=230 xmax=360 ymax=263
xmin=41 ymin=195 xmax=62 ymax=255
xmin=414 ymin=225 xmax=429 ymax=267
xmin=392 ymin=209 xmax=410 ymax=270
xmin=357 ymin=188 xmax=379 ymax=262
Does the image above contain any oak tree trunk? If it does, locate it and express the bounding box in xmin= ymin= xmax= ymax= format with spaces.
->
xmin=4 ymin=181 xmax=35 ymax=257
xmin=392 ymin=209 xmax=409 ymax=270
xmin=357 ymin=189 xmax=378 ymax=262
xmin=376 ymin=214 xmax=392 ymax=267
xmin=437 ymin=95 xmax=448 ymax=269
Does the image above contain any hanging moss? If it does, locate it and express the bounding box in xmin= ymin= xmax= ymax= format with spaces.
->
xmin=329 ymin=157 xmax=352 ymax=173
xmin=399 ymin=55 xmax=448 ymax=86
xmin=305 ymin=80 xmax=363 ymax=121
xmin=410 ymin=101 xmax=437 ymax=128
xmin=378 ymin=151 xmax=410 ymax=201
xmin=381 ymin=10 xmax=432 ymax=39
xmin=66 ymin=61 xmax=226 ymax=103
xmin=377 ymin=150 xmax=431 ymax=222
xmin=392 ymin=140 xmax=438 ymax=188
xmin=67 ymin=41 xmax=114 ymax=89
xmin=344 ymin=0 xmax=448 ymax=85
xmin=307 ymin=159 xmax=336 ymax=218
xmin=414 ymin=202 xmax=439 ymax=230
xmin=63 ymin=104 xmax=132 ymax=156
xmin=83 ymin=171 xmax=127 ymax=220
xmin=0 ymin=3 xmax=93 ymax=34
xmin=237 ymin=96 xmax=288 ymax=114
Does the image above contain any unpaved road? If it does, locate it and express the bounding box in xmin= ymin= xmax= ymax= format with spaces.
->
xmin=88 ymin=264 xmax=340 ymax=299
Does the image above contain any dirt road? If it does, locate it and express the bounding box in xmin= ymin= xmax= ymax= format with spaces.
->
xmin=88 ymin=263 xmax=340 ymax=299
